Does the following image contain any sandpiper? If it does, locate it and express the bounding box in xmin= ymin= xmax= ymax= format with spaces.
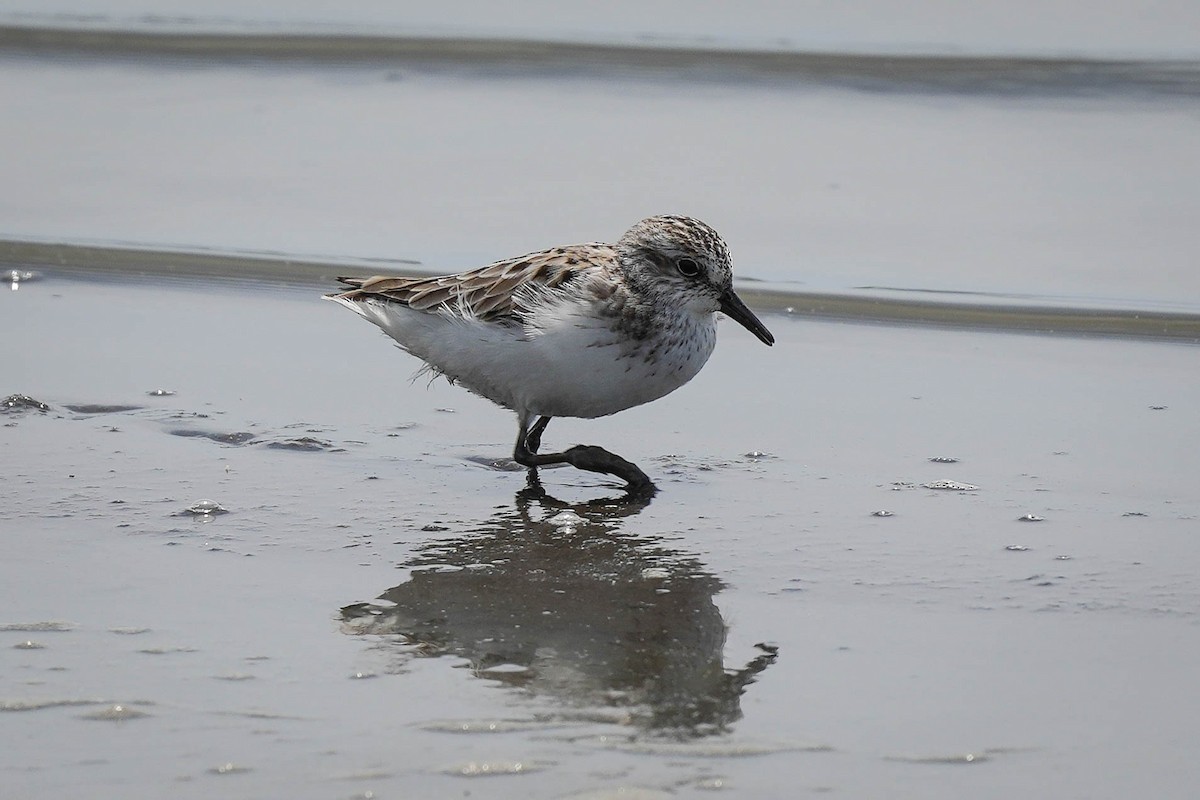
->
xmin=327 ymin=215 xmax=774 ymax=492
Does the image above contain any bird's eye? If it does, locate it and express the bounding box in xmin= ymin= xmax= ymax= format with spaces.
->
xmin=676 ymin=258 xmax=701 ymax=277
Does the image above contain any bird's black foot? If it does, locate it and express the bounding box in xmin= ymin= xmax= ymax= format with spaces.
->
xmin=513 ymin=416 xmax=656 ymax=494
xmin=561 ymin=445 xmax=655 ymax=494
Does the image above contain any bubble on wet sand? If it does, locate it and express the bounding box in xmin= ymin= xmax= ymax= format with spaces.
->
xmin=7 ymin=269 xmax=37 ymax=287
xmin=1 ymin=394 xmax=49 ymax=413
xmin=442 ymin=759 xmax=542 ymax=777
xmin=80 ymin=704 xmax=150 ymax=721
xmin=183 ymin=499 xmax=228 ymax=516
xmin=208 ymin=762 xmax=252 ymax=775
xmin=920 ymin=480 xmax=979 ymax=491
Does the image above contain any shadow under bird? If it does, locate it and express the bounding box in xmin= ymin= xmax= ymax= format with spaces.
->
xmin=326 ymin=214 xmax=774 ymax=493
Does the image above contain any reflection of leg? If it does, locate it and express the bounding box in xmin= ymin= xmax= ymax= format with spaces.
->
xmin=518 ymin=468 xmax=548 ymax=503
xmin=512 ymin=417 xmax=655 ymax=493
xmin=726 ymin=643 xmax=780 ymax=694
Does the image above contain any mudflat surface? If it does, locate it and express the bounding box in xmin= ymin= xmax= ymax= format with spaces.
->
xmin=4 ymin=272 xmax=1198 ymax=799
xmin=3 ymin=14 xmax=1199 ymax=797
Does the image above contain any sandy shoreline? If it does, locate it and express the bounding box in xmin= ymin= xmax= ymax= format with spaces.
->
xmin=5 ymin=240 xmax=1199 ymax=340
xmin=4 ymin=24 xmax=1199 ymax=97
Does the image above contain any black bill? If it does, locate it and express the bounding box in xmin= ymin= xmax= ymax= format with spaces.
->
xmin=719 ymin=289 xmax=775 ymax=346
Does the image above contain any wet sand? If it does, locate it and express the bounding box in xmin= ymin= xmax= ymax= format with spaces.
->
xmin=3 ymin=22 xmax=1200 ymax=798
xmin=3 ymin=269 xmax=1199 ymax=798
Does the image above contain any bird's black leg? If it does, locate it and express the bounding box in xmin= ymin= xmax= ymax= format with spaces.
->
xmin=512 ymin=416 xmax=654 ymax=494
xmin=525 ymin=416 xmax=551 ymax=454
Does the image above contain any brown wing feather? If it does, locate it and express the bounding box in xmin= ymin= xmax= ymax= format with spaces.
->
xmin=332 ymin=243 xmax=613 ymax=321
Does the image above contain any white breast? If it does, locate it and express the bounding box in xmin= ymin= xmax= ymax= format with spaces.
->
xmin=512 ymin=296 xmax=718 ymax=419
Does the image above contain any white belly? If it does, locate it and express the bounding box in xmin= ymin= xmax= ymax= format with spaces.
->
xmin=335 ymin=295 xmax=718 ymax=419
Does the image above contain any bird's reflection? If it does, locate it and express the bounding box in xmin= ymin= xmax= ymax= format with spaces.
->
xmin=340 ymin=477 xmax=776 ymax=737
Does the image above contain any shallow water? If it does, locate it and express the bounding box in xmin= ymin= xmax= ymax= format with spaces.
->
xmin=3 ymin=270 xmax=1199 ymax=798
xmin=3 ymin=14 xmax=1200 ymax=797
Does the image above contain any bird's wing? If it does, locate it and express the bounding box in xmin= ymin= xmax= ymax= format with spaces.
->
xmin=331 ymin=243 xmax=613 ymax=321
